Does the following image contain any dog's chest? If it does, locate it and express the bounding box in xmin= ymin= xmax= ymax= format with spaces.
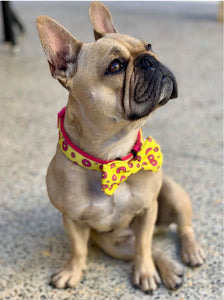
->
xmin=77 ymin=171 xmax=151 ymax=232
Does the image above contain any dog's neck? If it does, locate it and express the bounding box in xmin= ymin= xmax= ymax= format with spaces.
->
xmin=63 ymin=94 xmax=140 ymax=161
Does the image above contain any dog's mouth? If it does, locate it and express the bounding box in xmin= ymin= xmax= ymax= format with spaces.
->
xmin=158 ymin=76 xmax=174 ymax=106
xmin=127 ymin=54 xmax=178 ymax=121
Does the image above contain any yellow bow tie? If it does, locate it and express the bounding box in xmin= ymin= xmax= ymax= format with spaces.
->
xmin=58 ymin=107 xmax=163 ymax=197
xmin=101 ymin=137 xmax=162 ymax=196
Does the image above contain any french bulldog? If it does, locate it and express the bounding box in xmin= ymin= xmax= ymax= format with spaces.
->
xmin=36 ymin=1 xmax=205 ymax=293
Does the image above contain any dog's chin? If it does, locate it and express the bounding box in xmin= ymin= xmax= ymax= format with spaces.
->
xmin=128 ymin=109 xmax=153 ymax=121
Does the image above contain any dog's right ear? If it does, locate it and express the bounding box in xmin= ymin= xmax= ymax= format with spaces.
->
xmin=36 ymin=16 xmax=82 ymax=80
xmin=89 ymin=1 xmax=117 ymax=40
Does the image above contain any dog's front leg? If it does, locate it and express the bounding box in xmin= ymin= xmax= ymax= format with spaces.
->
xmin=132 ymin=199 xmax=161 ymax=293
xmin=51 ymin=214 xmax=90 ymax=289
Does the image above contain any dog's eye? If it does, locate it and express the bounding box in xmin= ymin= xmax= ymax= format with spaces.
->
xmin=145 ymin=44 xmax=152 ymax=51
xmin=106 ymin=59 xmax=125 ymax=75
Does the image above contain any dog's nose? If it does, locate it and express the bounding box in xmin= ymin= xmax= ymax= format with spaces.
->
xmin=137 ymin=54 xmax=158 ymax=70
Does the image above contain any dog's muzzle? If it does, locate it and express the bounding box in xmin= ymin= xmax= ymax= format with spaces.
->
xmin=129 ymin=53 xmax=178 ymax=120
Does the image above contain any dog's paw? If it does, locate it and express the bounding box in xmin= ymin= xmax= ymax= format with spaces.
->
xmin=132 ymin=261 xmax=161 ymax=293
xmin=181 ymin=238 xmax=206 ymax=267
xmin=157 ymin=259 xmax=184 ymax=290
xmin=50 ymin=265 xmax=83 ymax=289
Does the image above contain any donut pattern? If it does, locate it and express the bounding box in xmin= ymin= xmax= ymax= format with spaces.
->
xmin=101 ymin=136 xmax=162 ymax=196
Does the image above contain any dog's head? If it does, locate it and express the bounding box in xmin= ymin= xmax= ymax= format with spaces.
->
xmin=37 ymin=1 xmax=177 ymax=128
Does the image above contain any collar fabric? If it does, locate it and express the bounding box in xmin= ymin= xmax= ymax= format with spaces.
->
xmin=58 ymin=107 xmax=163 ymax=196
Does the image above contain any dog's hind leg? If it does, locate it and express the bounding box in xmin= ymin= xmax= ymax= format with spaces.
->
xmin=152 ymin=246 xmax=184 ymax=290
xmin=157 ymin=174 xmax=206 ymax=267
xmin=90 ymin=228 xmax=135 ymax=261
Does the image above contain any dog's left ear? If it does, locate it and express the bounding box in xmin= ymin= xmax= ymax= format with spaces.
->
xmin=89 ymin=1 xmax=117 ymax=40
xmin=36 ymin=16 xmax=82 ymax=81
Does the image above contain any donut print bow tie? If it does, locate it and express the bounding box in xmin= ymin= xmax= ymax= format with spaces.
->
xmin=58 ymin=107 xmax=163 ymax=196
xmin=101 ymin=138 xmax=162 ymax=196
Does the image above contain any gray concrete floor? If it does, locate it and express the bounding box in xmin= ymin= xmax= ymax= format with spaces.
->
xmin=0 ymin=1 xmax=223 ymax=299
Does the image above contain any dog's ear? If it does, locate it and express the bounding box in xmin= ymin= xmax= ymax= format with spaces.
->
xmin=89 ymin=1 xmax=117 ymax=40
xmin=36 ymin=16 xmax=82 ymax=80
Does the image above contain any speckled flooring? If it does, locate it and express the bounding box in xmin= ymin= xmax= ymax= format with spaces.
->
xmin=0 ymin=2 xmax=223 ymax=300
